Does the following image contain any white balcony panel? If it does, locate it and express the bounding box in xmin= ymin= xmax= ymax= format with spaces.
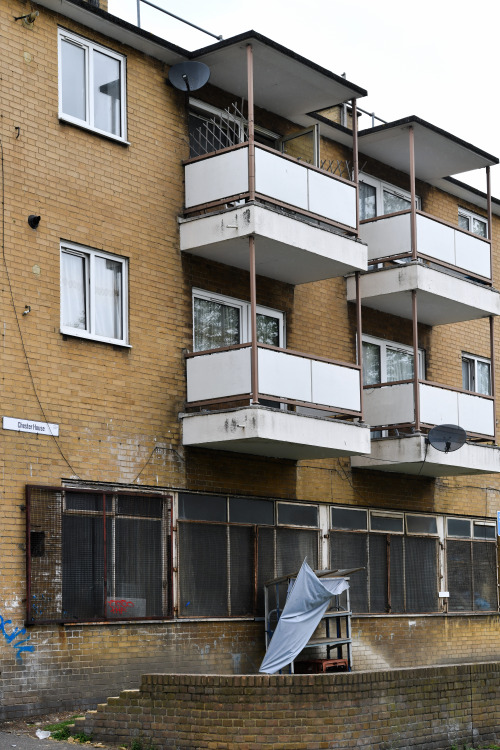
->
xmin=352 ymin=435 xmax=500 ymax=477
xmin=455 ymin=231 xmax=490 ymax=278
xmin=419 ymin=384 xmax=458 ymax=427
xmin=186 ymin=348 xmax=251 ymax=402
xmin=346 ymin=263 xmax=500 ymax=325
xmin=185 ymin=149 xmax=249 ymax=208
xmin=307 ymin=170 xmax=356 ymax=228
xmin=360 ymin=213 xmax=412 ymax=260
xmin=258 ymin=349 xmax=311 ymax=403
xmin=255 ymin=148 xmax=308 ymax=210
xmin=180 ymin=205 xmax=367 ymax=285
xmin=416 ymin=215 xmax=455 ymax=266
xmin=457 ymin=392 xmax=495 ymax=436
xmin=311 ymin=361 xmax=361 ymax=411
xmin=181 ymin=406 xmax=371 ymax=460
xmin=363 ymin=383 xmax=414 ymax=427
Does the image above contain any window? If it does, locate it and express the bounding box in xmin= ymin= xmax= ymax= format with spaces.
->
xmin=58 ymin=29 xmax=127 ymax=141
xmin=330 ymin=508 xmax=439 ymax=614
xmin=462 ymin=353 xmax=491 ymax=395
xmin=458 ymin=208 xmax=487 ymax=238
xmin=192 ymin=289 xmax=284 ymax=352
xmin=446 ymin=518 xmax=497 ymax=612
xmin=26 ymin=487 xmax=172 ymax=623
xmin=362 ymin=335 xmax=425 ymax=386
xmin=61 ymin=242 xmax=128 ymax=345
xmin=177 ymin=494 xmax=319 ymax=617
xmin=359 ymin=174 xmax=420 ymax=220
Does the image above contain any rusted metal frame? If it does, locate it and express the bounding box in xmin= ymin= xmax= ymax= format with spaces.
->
xmin=183 ymin=192 xmax=250 ymax=215
xmin=355 ymin=272 xmax=364 ymax=418
xmin=352 ymin=98 xmax=359 ymax=237
xmin=25 ymin=486 xmax=32 ymax=623
xmin=487 ymin=166 xmax=492 ymax=242
xmin=363 ymin=378 xmax=414 ymax=389
xmin=386 ymin=536 xmax=391 ymax=613
xmin=247 ymin=44 xmax=255 ymax=202
xmin=367 ymin=252 xmax=413 ymax=265
xmin=185 ymin=342 xmax=251 ymax=358
xmin=490 ymin=316 xmax=496 ymax=441
xmin=255 ymin=141 xmax=357 ymax=187
xmin=249 ymin=235 xmax=259 ymax=403
xmin=186 ymin=392 xmax=362 ymax=417
xmin=418 ymin=423 xmax=494 ymax=442
xmin=418 ymin=378 xmax=495 ymax=400
xmin=102 ymin=492 xmax=108 ymax=619
xmin=253 ymin=192 xmax=357 ymax=233
xmin=409 ymin=125 xmax=417 ymax=260
xmin=360 ymin=208 xmax=412 ymax=225
xmin=182 ymin=141 xmax=249 ymax=165
xmin=412 ymin=290 xmax=420 ymax=431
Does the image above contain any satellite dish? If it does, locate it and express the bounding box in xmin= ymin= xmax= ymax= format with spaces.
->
xmin=168 ymin=62 xmax=210 ymax=93
xmin=427 ymin=424 xmax=467 ymax=453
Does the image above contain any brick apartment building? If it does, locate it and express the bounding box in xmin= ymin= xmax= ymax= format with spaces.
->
xmin=1 ymin=0 xmax=500 ymax=718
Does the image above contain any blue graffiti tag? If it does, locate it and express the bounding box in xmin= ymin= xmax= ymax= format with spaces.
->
xmin=0 ymin=614 xmax=35 ymax=663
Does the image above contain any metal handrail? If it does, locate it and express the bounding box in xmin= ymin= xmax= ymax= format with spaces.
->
xmin=135 ymin=1 xmax=222 ymax=40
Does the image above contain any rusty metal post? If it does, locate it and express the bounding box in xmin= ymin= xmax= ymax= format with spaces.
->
xmin=249 ymin=235 xmax=258 ymax=403
xmin=247 ymin=44 xmax=255 ymax=201
xmin=352 ymin=98 xmax=359 ymax=237
xmin=355 ymin=271 xmax=364 ymax=418
xmin=490 ymin=315 xmax=496 ymax=441
xmin=409 ymin=126 xmax=417 ymax=260
xmin=412 ymin=290 xmax=420 ymax=431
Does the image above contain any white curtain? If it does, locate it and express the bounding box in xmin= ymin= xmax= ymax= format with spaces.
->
xmin=95 ymin=257 xmax=122 ymax=339
xmin=61 ymin=252 xmax=86 ymax=330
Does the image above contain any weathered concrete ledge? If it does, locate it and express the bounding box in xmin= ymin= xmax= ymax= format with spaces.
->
xmin=73 ymin=661 xmax=500 ymax=749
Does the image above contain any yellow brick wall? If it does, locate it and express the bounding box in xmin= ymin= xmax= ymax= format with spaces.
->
xmin=1 ymin=0 xmax=500 ymax=720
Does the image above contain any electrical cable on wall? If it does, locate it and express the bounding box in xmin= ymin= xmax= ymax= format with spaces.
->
xmin=0 ymin=137 xmax=81 ymax=477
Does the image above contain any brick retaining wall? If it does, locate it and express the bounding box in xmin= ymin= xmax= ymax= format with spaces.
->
xmin=74 ymin=661 xmax=500 ymax=749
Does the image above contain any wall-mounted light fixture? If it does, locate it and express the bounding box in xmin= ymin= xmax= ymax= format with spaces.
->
xmin=28 ymin=215 xmax=41 ymax=229
xmin=13 ymin=11 xmax=39 ymax=28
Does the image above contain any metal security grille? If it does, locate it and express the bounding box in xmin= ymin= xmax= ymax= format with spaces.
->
xmin=447 ymin=540 xmax=497 ymax=612
xmin=27 ymin=486 xmax=171 ymax=623
xmin=330 ymin=531 xmax=439 ymax=614
xmin=177 ymin=521 xmax=318 ymax=618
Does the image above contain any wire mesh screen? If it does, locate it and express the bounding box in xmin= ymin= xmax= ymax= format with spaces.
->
xmin=405 ymin=537 xmax=438 ymax=612
xmin=330 ymin=531 xmax=368 ymax=612
xmin=369 ymin=533 xmax=388 ymax=613
xmin=178 ymin=522 xmax=319 ymax=617
xmin=189 ymin=102 xmax=248 ymax=158
xmin=472 ymin=541 xmax=497 ymax=611
xmin=447 ymin=540 xmax=473 ymax=611
xmin=27 ymin=487 xmax=171 ymax=623
xmin=330 ymin=531 xmax=440 ymax=614
xmin=28 ymin=487 xmax=64 ymax=622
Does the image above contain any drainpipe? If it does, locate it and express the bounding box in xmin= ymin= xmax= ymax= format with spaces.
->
xmin=409 ymin=125 xmax=417 ymax=260
xmin=352 ymin=98 xmax=359 ymax=237
xmin=412 ymin=290 xmax=420 ymax=431
xmin=247 ymin=44 xmax=255 ymax=201
xmin=249 ymin=236 xmax=259 ymax=404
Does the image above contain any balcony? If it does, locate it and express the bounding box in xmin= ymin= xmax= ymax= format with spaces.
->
xmin=351 ymin=380 xmax=500 ymax=476
xmin=346 ymin=213 xmax=500 ymax=325
xmin=180 ymin=145 xmax=366 ymax=285
xmin=180 ymin=344 xmax=371 ymax=460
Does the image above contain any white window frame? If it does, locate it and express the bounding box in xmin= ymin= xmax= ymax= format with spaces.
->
xmin=58 ymin=28 xmax=127 ymax=142
xmin=461 ymin=352 xmax=491 ymax=396
xmin=359 ymin=173 xmax=421 ymax=219
xmin=458 ymin=207 xmax=488 ymax=238
xmin=362 ymin=334 xmax=425 ymax=383
xmin=192 ymin=289 xmax=285 ymax=351
xmin=60 ymin=241 xmax=129 ymax=346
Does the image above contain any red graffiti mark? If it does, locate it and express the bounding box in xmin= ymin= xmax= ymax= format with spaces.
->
xmin=107 ymin=599 xmax=135 ymax=615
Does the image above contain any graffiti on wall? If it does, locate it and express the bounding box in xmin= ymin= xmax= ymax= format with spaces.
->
xmin=0 ymin=613 xmax=34 ymax=663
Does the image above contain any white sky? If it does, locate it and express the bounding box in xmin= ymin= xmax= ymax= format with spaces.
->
xmin=109 ymin=0 xmax=499 ymax=196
